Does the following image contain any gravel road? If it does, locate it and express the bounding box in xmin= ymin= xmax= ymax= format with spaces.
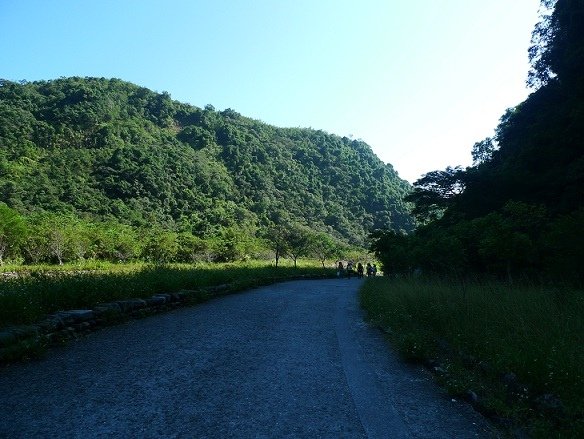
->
xmin=0 ymin=279 xmax=499 ymax=438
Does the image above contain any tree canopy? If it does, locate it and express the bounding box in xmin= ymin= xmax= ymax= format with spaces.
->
xmin=371 ymin=0 xmax=584 ymax=285
xmin=0 ymin=76 xmax=414 ymax=264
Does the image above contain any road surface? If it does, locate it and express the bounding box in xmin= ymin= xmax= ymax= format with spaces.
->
xmin=0 ymin=279 xmax=498 ymax=438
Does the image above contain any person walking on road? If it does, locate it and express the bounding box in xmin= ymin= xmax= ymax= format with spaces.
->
xmin=346 ymin=261 xmax=354 ymax=279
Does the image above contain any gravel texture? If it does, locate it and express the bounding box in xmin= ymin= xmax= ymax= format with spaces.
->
xmin=0 ymin=279 xmax=499 ymax=438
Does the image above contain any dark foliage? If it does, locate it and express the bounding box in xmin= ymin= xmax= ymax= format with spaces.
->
xmin=371 ymin=0 xmax=584 ymax=285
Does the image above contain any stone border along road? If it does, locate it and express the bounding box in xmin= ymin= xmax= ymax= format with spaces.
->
xmin=0 ymin=279 xmax=500 ymax=438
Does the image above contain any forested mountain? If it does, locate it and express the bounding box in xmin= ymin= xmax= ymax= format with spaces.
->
xmin=372 ymin=0 xmax=584 ymax=284
xmin=0 ymin=76 xmax=413 ymax=255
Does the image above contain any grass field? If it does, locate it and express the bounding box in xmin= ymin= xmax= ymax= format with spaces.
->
xmin=360 ymin=276 xmax=583 ymax=438
xmin=0 ymin=260 xmax=334 ymax=329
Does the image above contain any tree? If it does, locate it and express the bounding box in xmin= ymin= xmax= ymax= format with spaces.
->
xmin=265 ymin=225 xmax=289 ymax=268
xmin=476 ymin=213 xmax=537 ymax=283
xmin=528 ymin=0 xmax=560 ymax=88
xmin=0 ymin=203 xmax=27 ymax=264
xmin=369 ymin=229 xmax=413 ymax=275
xmin=405 ymin=166 xmax=466 ymax=224
xmin=369 ymin=0 xmax=584 ymax=284
xmin=142 ymin=229 xmax=179 ymax=263
xmin=528 ymin=0 xmax=584 ymax=90
xmin=309 ymin=232 xmax=340 ymax=268
xmin=471 ymin=137 xmax=497 ymax=166
xmin=47 ymin=228 xmax=67 ymax=265
xmin=176 ymin=232 xmax=208 ymax=263
xmin=543 ymin=208 xmax=584 ymax=285
xmin=22 ymin=227 xmax=48 ymax=264
xmin=212 ymin=226 xmax=262 ymax=262
xmin=92 ymin=222 xmax=141 ymax=262
xmin=415 ymin=227 xmax=467 ymax=275
xmin=286 ymin=225 xmax=312 ymax=268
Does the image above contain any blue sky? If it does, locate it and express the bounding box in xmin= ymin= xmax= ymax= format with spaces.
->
xmin=1 ymin=0 xmax=541 ymax=182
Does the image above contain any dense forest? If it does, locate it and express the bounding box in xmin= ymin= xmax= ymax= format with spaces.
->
xmin=0 ymin=76 xmax=413 ymax=264
xmin=372 ymin=0 xmax=584 ymax=285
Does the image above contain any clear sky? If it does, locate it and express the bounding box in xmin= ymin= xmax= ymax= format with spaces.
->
xmin=1 ymin=0 xmax=541 ymax=182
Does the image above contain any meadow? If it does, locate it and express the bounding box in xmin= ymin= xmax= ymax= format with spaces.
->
xmin=0 ymin=260 xmax=334 ymax=329
xmin=360 ymin=276 xmax=583 ymax=437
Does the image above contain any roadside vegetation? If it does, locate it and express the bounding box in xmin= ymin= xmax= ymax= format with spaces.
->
xmin=360 ymin=276 xmax=583 ymax=437
xmin=0 ymin=260 xmax=335 ymax=329
xmin=365 ymin=3 xmax=584 ymax=436
xmin=0 ymin=198 xmax=364 ymax=331
xmin=0 ymin=201 xmax=364 ymax=268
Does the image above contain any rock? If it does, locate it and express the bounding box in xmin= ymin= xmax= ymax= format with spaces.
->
xmin=424 ymin=359 xmax=440 ymax=369
xmin=173 ymin=291 xmax=190 ymax=302
xmin=212 ymin=284 xmax=229 ymax=293
xmin=145 ymin=296 xmax=166 ymax=307
xmin=477 ymin=360 xmax=491 ymax=375
xmin=501 ymin=371 xmax=527 ymax=400
xmin=380 ymin=326 xmax=392 ymax=335
xmin=534 ymin=393 xmax=565 ymax=418
xmin=37 ymin=317 xmax=61 ymax=333
xmin=433 ymin=366 xmax=447 ymax=375
xmin=153 ymin=293 xmax=172 ymax=302
xmin=73 ymin=322 xmax=92 ymax=332
xmin=45 ymin=314 xmax=66 ymax=329
xmin=10 ymin=325 xmax=40 ymax=340
xmin=116 ymin=299 xmax=147 ymax=312
xmin=0 ymin=331 xmax=17 ymax=348
xmin=501 ymin=372 xmax=520 ymax=395
xmin=56 ymin=310 xmax=94 ymax=324
xmin=501 ymin=372 xmax=517 ymax=385
xmin=465 ymin=390 xmax=479 ymax=404
xmin=47 ymin=329 xmax=74 ymax=344
xmin=93 ymin=302 xmax=122 ymax=317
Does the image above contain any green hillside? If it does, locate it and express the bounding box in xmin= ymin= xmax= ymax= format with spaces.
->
xmin=0 ymin=77 xmax=413 ymax=258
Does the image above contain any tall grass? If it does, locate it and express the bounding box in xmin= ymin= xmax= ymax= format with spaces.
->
xmin=360 ymin=277 xmax=583 ymax=437
xmin=0 ymin=261 xmax=333 ymax=328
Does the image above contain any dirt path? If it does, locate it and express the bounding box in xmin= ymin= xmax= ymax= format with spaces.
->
xmin=0 ymin=279 xmax=498 ymax=438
